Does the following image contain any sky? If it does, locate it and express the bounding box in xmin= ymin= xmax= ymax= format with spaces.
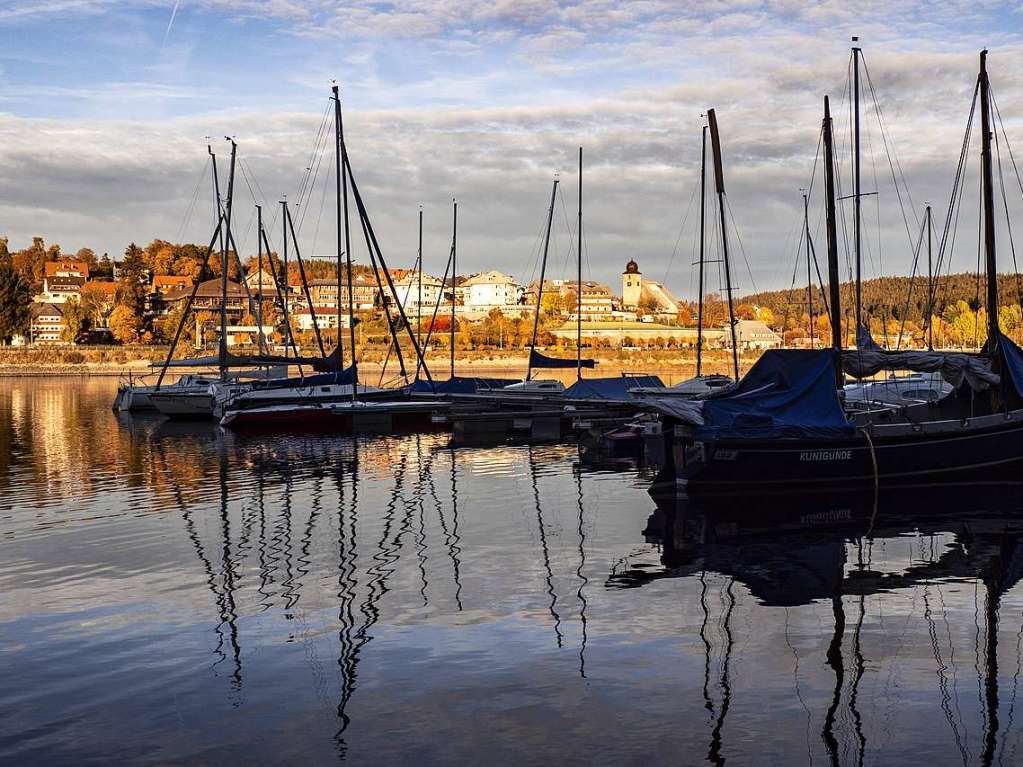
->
xmin=2 ymin=1 xmax=1023 ymax=299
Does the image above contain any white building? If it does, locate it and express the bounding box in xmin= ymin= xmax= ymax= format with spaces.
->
xmin=293 ymin=307 xmax=351 ymax=331
xmin=456 ymin=271 xmax=519 ymax=312
xmin=731 ymin=319 xmax=782 ymax=350
xmin=394 ymin=271 xmax=444 ymax=313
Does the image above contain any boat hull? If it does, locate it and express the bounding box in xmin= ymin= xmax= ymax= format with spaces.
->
xmin=220 ymin=400 xmax=449 ymax=434
xmin=150 ymin=392 xmax=215 ymax=419
xmin=660 ymin=413 xmax=1023 ymax=497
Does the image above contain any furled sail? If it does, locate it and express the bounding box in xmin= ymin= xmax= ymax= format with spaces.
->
xmin=528 ymin=349 xmax=595 ymax=370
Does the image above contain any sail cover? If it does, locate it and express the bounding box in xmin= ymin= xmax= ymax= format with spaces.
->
xmin=563 ymin=375 xmax=664 ymax=401
xmin=842 ymin=348 xmax=999 ymax=391
xmin=528 ymin=349 xmax=596 ymax=369
xmin=407 ymin=376 xmax=517 ymax=394
xmin=997 ymin=332 xmax=1023 ymax=399
xmin=641 ymin=349 xmax=853 ymax=440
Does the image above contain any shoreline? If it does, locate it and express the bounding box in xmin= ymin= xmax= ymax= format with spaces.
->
xmin=0 ymin=353 xmax=750 ymax=381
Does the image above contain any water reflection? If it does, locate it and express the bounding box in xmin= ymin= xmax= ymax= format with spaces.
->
xmin=3 ymin=378 xmax=1023 ymax=764
xmin=622 ymin=487 xmax=1023 ymax=766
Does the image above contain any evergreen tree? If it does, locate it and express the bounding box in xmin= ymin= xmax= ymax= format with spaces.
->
xmin=0 ymin=251 xmax=31 ymax=343
xmin=115 ymin=243 xmax=149 ymax=317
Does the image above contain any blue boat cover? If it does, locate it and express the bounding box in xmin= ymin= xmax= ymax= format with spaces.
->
xmin=998 ymin=332 xmax=1023 ymax=399
xmin=251 ymin=365 xmax=357 ymax=390
xmin=528 ymin=349 xmax=596 ymax=369
xmin=407 ymin=376 xmax=517 ymax=394
xmin=695 ymin=349 xmax=853 ymax=440
xmin=563 ymin=375 xmax=664 ymax=400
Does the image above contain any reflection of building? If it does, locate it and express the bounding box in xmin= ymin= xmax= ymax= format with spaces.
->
xmin=30 ymin=303 xmax=65 ymax=343
xmin=621 ymin=260 xmax=680 ymax=315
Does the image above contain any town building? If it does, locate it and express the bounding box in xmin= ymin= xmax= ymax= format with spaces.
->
xmin=394 ymin=271 xmax=444 ymax=314
xmin=163 ymin=278 xmax=248 ymax=320
xmin=293 ymin=307 xmax=351 ymax=332
xmin=621 ymin=260 xmax=681 ymax=315
xmin=29 ymin=303 xmax=65 ymax=344
xmin=456 ymin=271 xmax=520 ymax=312
xmin=45 ymin=260 xmax=89 ymax=280
xmin=36 ymin=260 xmax=89 ymax=304
xmin=244 ymin=269 xmax=280 ymax=301
xmin=731 ymin=319 xmax=783 ymax=350
xmin=571 ymin=281 xmax=615 ymax=320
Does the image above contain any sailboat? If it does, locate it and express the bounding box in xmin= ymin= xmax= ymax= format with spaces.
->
xmin=221 ymin=85 xmax=437 ymax=432
xmin=503 ymin=171 xmax=589 ymax=395
xmin=642 ymin=51 xmax=1023 ymax=497
xmin=113 ymin=143 xmax=270 ymax=413
xmin=630 ymin=115 xmax=737 ymax=401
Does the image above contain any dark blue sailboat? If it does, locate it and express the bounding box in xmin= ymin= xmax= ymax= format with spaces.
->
xmin=644 ymin=51 xmax=1023 ymax=497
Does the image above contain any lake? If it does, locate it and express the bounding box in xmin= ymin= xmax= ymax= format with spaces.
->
xmin=2 ymin=377 xmax=1023 ymax=765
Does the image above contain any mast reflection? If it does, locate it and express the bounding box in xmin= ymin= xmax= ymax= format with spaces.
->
xmin=614 ymin=484 xmax=1023 ymax=766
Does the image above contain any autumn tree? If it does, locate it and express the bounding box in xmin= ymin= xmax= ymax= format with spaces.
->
xmin=109 ymin=304 xmax=142 ymax=344
xmin=74 ymin=247 xmax=98 ymax=268
xmin=60 ymin=298 xmax=91 ymax=344
xmin=11 ymin=236 xmax=50 ymax=291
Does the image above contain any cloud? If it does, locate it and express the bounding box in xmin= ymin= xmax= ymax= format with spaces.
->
xmin=1 ymin=1 xmax=1022 ymax=297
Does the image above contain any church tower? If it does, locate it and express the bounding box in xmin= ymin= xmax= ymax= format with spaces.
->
xmin=622 ymin=259 xmax=642 ymax=308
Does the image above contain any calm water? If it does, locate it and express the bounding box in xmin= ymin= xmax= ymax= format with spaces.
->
xmin=3 ymin=378 xmax=1023 ymax=765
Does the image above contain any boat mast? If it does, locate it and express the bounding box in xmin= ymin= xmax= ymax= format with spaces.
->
xmin=706 ymin=109 xmax=739 ymax=380
xmin=577 ymin=147 xmax=583 ymax=382
xmin=926 ymin=204 xmax=934 ymax=350
xmin=526 ymin=177 xmax=559 ymax=382
xmin=334 ymin=85 xmax=357 ymax=395
xmin=979 ymin=49 xmax=999 ymax=351
xmin=696 ymin=123 xmax=707 ymax=377
xmin=418 ymin=206 xmax=423 ymax=351
xmin=209 ymin=143 xmax=225 ymax=256
xmin=256 ymin=205 xmax=265 ymax=354
xmin=852 ymin=38 xmax=863 ymax=334
xmin=804 ymin=192 xmax=814 ymax=349
xmin=450 ymin=199 xmax=457 ymax=379
xmin=281 ymin=198 xmax=289 ymax=363
xmin=823 ymin=96 xmax=844 ymax=384
xmin=219 ymin=139 xmax=237 ymax=379
xmin=331 ymin=84 xmax=345 ymax=375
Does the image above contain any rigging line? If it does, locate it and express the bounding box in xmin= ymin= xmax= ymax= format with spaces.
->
xmin=175 ymin=156 xmax=212 ymax=242
xmin=862 ymin=58 xmax=920 ymax=242
xmin=308 ymin=150 xmax=333 ymax=266
xmin=931 ymin=79 xmax=979 ymax=322
xmin=990 ymin=87 xmax=1023 ymax=310
xmin=664 ymin=173 xmax=700 ymax=288
xmin=556 ymin=182 xmax=577 ymax=281
xmin=296 ymin=123 xmax=331 ymax=236
xmin=294 ymin=101 xmax=332 ymax=212
xmin=895 ymin=214 xmax=928 ymax=350
xmin=723 ymin=196 xmax=758 ymax=296
xmin=971 ymin=159 xmax=983 ymax=349
xmin=933 ymin=77 xmax=979 ymax=282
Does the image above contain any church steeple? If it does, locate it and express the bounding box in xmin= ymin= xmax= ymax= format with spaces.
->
xmin=622 ymin=259 xmax=642 ymax=307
